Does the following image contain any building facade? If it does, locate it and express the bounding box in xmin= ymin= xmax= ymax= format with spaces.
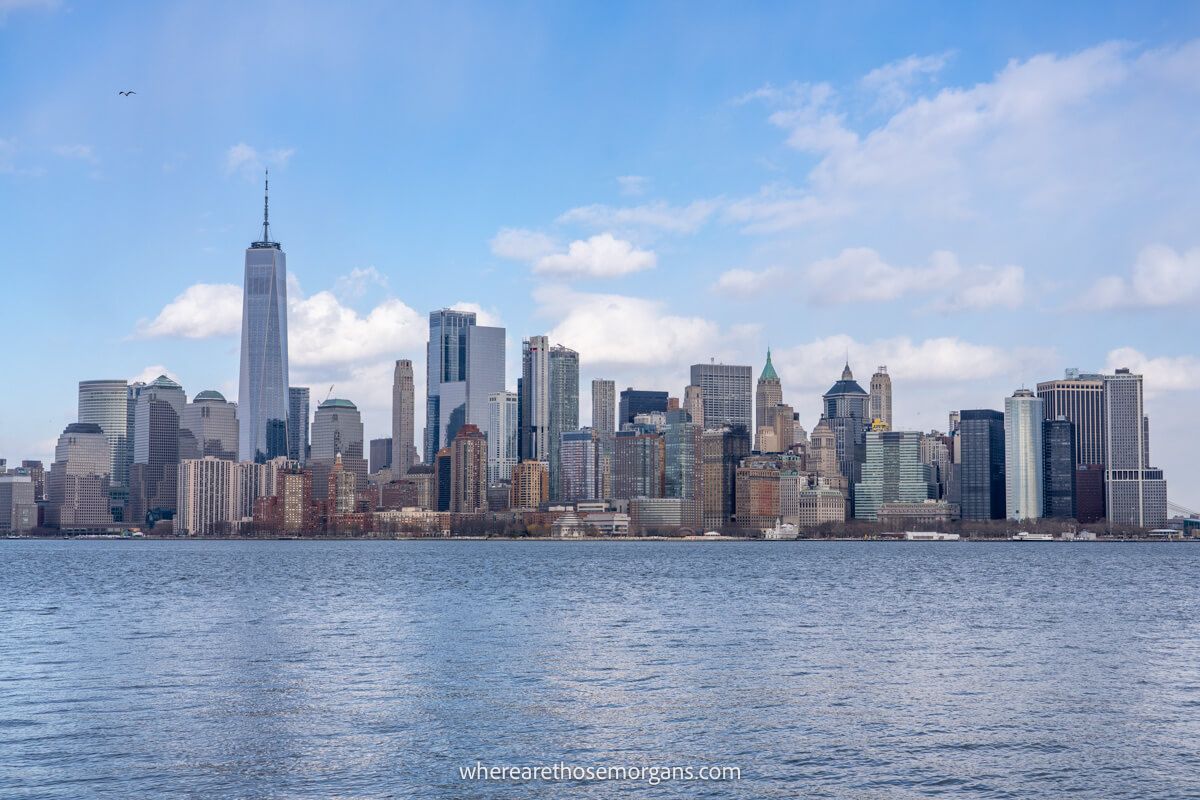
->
xmin=176 ymin=456 xmax=237 ymax=535
xmin=47 ymin=423 xmax=112 ymax=529
xmin=690 ymin=362 xmax=752 ymax=431
xmin=182 ymin=390 xmax=239 ymax=461
xmin=391 ymin=360 xmax=416 ymax=476
xmin=755 ymin=350 xmax=783 ymax=452
xmin=869 ymin=366 xmax=892 ymax=429
xmin=619 ymin=389 xmax=668 ymax=427
xmin=310 ymin=398 xmax=367 ymax=492
xmin=853 ymin=430 xmax=934 ymax=521
xmin=1103 ymin=368 xmax=1167 ymax=527
xmin=287 ymin=386 xmax=310 ymax=465
xmin=487 ymin=391 xmax=519 ymax=484
xmin=959 ymin=409 xmax=1006 ymax=521
xmin=1042 ymin=417 xmax=1077 ymax=519
xmin=1004 ymin=389 xmax=1044 ymax=521
xmin=425 ymin=309 xmax=505 ymax=461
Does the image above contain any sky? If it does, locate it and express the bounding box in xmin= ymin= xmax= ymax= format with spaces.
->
xmin=2 ymin=1 xmax=1200 ymax=508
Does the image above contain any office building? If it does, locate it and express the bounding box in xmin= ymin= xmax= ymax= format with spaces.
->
xmin=1004 ymin=389 xmax=1044 ymax=521
xmin=1043 ymin=417 xmax=1077 ymax=519
xmin=287 ymin=387 xmax=310 ymax=464
xmin=182 ymin=390 xmax=239 ymax=461
xmin=310 ymin=398 xmax=367 ymax=491
xmin=592 ymin=379 xmax=616 ymax=436
xmin=869 ymin=366 xmax=892 ymax=429
xmin=618 ymin=389 xmax=668 ymax=427
xmin=701 ymin=425 xmax=751 ymax=530
xmin=47 ymin=423 xmax=112 ymax=529
xmin=391 ymin=360 xmax=417 ymax=475
xmin=821 ymin=363 xmax=870 ymax=506
xmin=1103 ymin=368 xmax=1167 ymax=527
xmin=487 ymin=391 xmax=518 ymax=484
xmin=369 ymin=437 xmax=393 ymax=475
xmin=238 ymin=173 xmax=291 ymax=463
xmin=548 ymin=345 xmax=579 ymax=500
xmin=510 ymin=460 xmax=549 ymax=511
xmin=959 ymin=409 xmax=1005 ymax=520
xmin=1036 ymin=370 xmax=1106 ymax=467
xmin=755 ymin=350 xmax=783 ymax=451
xmin=0 ymin=475 xmax=36 ymax=532
xmin=853 ymin=430 xmax=934 ymax=521
xmin=690 ymin=362 xmax=752 ymax=431
xmin=664 ymin=410 xmax=703 ymax=529
xmin=176 ymin=457 xmax=237 ymax=535
xmin=129 ymin=375 xmax=186 ymax=525
xmin=683 ymin=385 xmax=704 ymax=429
xmin=612 ymin=430 xmax=665 ymax=500
xmin=425 ymin=309 xmax=505 ymax=461
xmin=78 ymin=379 xmax=129 ymax=492
xmin=735 ymin=461 xmax=781 ymax=531
xmin=560 ymin=428 xmax=600 ymax=503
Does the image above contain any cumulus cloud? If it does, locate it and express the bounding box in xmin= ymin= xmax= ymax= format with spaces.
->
xmin=712 ymin=267 xmax=786 ymax=296
xmin=860 ymin=52 xmax=952 ymax=109
xmin=129 ymin=365 xmax=182 ymax=385
xmin=617 ymin=175 xmax=649 ymax=196
xmin=558 ymin=200 xmax=719 ymax=235
xmin=490 ymin=227 xmax=558 ymax=261
xmin=1104 ymin=347 xmax=1200 ymax=395
xmin=533 ymin=233 xmax=656 ymax=278
xmin=135 ymin=283 xmax=243 ymax=338
xmin=448 ymin=301 xmax=503 ymax=327
xmin=333 ymin=266 xmax=389 ymax=300
xmin=224 ymin=142 xmax=296 ymax=178
xmin=288 ymin=292 xmax=424 ymax=369
xmin=536 ymin=286 xmax=724 ymax=368
xmin=1082 ymin=244 xmax=1200 ymax=309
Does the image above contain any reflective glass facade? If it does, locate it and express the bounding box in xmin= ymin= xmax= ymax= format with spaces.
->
xmin=238 ymin=239 xmax=290 ymax=463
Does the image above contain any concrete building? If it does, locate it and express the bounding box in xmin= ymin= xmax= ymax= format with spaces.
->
xmin=391 ymin=359 xmax=417 ymax=476
xmin=1036 ymin=370 xmax=1106 ymax=467
xmin=878 ymin=499 xmax=958 ymax=529
xmin=369 ymin=437 xmax=393 ymax=475
xmin=1005 ymin=389 xmax=1044 ymax=521
xmin=450 ymin=424 xmax=488 ymax=513
xmin=509 ymin=460 xmax=549 ymax=511
xmin=869 ymin=366 xmax=892 ymax=429
xmin=853 ymin=431 xmax=934 ymax=521
xmin=735 ymin=462 xmax=781 ymax=531
xmin=683 ymin=385 xmax=704 ymax=429
xmin=701 ymin=425 xmax=751 ymax=530
xmin=754 ymin=350 xmax=783 ymax=452
xmin=47 ymin=423 xmax=112 ymax=529
xmin=182 ymin=390 xmax=239 ymax=461
xmin=560 ymin=428 xmax=600 ymax=503
xmin=0 ymin=475 xmax=36 ymax=532
xmin=591 ymin=379 xmax=616 ymax=436
xmin=612 ymin=430 xmax=665 ymax=500
xmin=1103 ymin=368 xmax=1167 ymax=527
xmin=792 ymin=479 xmax=846 ymax=528
xmin=310 ymin=398 xmax=367 ymax=492
xmin=690 ymin=362 xmax=752 ymax=431
xmin=628 ymin=497 xmax=687 ymax=535
xmin=487 ymin=391 xmax=519 ymax=484
xmin=176 ymin=457 xmax=237 ymax=535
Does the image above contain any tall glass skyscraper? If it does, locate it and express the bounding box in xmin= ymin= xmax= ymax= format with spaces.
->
xmin=287 ymin=386 xmax=310 ymax=464
xmin=78 ymin=380 xmax=129 ymax=490
xmin=238 ymin=173 xmax=290 ymax=463
xmin=1004 ymin=389 xmax=1044 ymax=521
xmin=425 ymin=309 xmax=505 ymax=461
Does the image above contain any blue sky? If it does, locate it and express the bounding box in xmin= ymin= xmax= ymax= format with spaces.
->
xmin=3 ymin=1 xmax=1200 ymax=507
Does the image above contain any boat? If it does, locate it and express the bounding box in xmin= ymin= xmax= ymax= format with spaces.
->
xmin=903 ymin=531 xmax=960 ymax=541
xmin=1011 ymin=531 xmax=1054 ymax=541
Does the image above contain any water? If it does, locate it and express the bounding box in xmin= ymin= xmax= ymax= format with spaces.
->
xmin=2 ymin=540 xmax=1199 ymax=799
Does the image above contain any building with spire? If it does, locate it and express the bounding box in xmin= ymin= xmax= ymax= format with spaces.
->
xmin=755 ymin=349 xmax=783 ymax=451
xmin=821 ymin=362 xmax=870 ymax=511
xmin=238 ymin=171 xmax=291 ymax=463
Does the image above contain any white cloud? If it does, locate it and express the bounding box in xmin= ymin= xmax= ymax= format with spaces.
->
xmin=534 ymin=233 xmax=656 ymax=278
xmin=1104 ymin=347 xmax=1200 ymax=395
xmin=536 ymin=286 xmax=724 ymax=368
xmin=129 ymin=365 xmax=182 ymax=385
xmin=617 ymin=175 xmax=649 ymax=196
xmin=557 ymin=200 xmax=719 ymax=235
xmin=490 ymin=227 xmax=557 ymax=261
xmin=334 ymin=266 xmax=389 ymax=300
xmin=805 ymin=248 xmax=1024 ymax=309
xmin=1082 ymin=244 xmax=1200 ymax=309
xmin=288 ymin=292 xmax=424 ymax=369
xmin=712 ymin=267 xmax=786 ymax=296
xmin=135 ymin=283 xmax=243 ymax=339
xmin=224 ymin=142 xmax=296 ymax=178
xmin=52 ymin=144 xmax=96 ymax=163
xmin=860 ymin=52 xmax=952 ymax=109
xmin=448 ymin=301 xmax=503 ymax=327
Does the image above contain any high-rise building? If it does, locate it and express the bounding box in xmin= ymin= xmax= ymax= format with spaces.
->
xmin=853 ymin=431 xmax=934 ymax=521
xmin=19 ymin=460 xmax=45 ymax=503
xmin=1036 ymin=370 xmax=1106 ymax=467
xmin=618 ymin=389 xmax=668 ymax=427
xmin=612 ymin=430 xmax=665 ymax=500
xmin=0 ymin=475 xmax=36 ymax=532
xmin=176 ymin=457 xmax=237 ymax=536
xmin=435 ymin=447 xmax=453 ymax=512
xmin=920 ymin=432 xmax=952 ymax=500
xmin=425 ymin=309 xmax=505 ymax=461
xmin=519 ymin=335 xmax=550 ymax=464
xmin=770 ymin=402 xmax=796 ymax=453
xmin=310 ymin=398 xmax=367 ymax=492
xmin=735 ymin=460 xmax=782 ymax=531
xmin=701 ymin=425 xmax=751 ymax=530
xmin=78 ymin=380 xmax=129 ymax=492
xmin=1004 ymin=389 xmax=1044 ymax=521
xmin=821 ymin=363 xmax=870 ymax=509
xmin=548 ymin=345 xmax=579 ymax=500
xmin=450 ymin=424 xmax=488 ymax=514
xmin=509 ymin=460 xmax=549 ymax=511
xmin=391 ymin=360 xmax=417 ymax=475
xmin=559 ymin=428 xmax=600 ymax=503
xmin=287 ymin=387 xmax=310 ymax=464
xmin=129 ymin=375 xmax=186 ymax=525
xmin=683 ymin=385 xmax=704 ymax=429
xmin=1043 ymin=417 xmax=1077 ymax=519
xmin=487 ymin=391 xmax=518 ymax=484
xmin=1103 ymin=368 xmax=1167 ymax=527
xmin=689 ymin=362 xmax=752 ymax=431
xmin=1075 ymin=464 xmax=1105 ymax=523
xmin=182 ymin=391 xmax=239 ymax=461
xmin=592 ymin=379 xmax=616 ymax=436
xmin=959 ymin=409 xmax=1005 ymax=521
xmin=664 ymin=409 xmax=703 ymax=529
xmin=754 ymin=350 xmax=783 ymax=451
xmin=327 ymin=453 xmax=357 ymax=517
xmin=238 ymin=173 xmax=290 ymax=463
xmin=47 ymin=423 xmax=112 ymax=529
xmin=369 ymin=437 xmax=393 ymax=475
xmin=869 ymin=366 xmax=893 ymax=429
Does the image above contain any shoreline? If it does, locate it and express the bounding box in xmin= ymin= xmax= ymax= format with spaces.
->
xmin=4 ymin=535 xmax=1195 ymax=544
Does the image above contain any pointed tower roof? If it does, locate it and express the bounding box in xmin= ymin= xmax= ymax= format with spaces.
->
xmin=251 ymin=169 xmax=280 ymax=250
xmin=841 ymin=361 xmax=854 ymax=381
xmin=759 ymin=349 xmax=780 ymax=383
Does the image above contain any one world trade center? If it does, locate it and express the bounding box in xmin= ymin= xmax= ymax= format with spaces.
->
xmin=238 ymin=172 xmax=290 ymax=463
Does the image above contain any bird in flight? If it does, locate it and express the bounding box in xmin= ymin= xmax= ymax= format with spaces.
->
xmin=118 ymin=90 xmax=136 ymax=96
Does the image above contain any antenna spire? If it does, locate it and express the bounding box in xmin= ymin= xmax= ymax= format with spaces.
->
xmin=262 ymin=169 xmax=271 ymax=242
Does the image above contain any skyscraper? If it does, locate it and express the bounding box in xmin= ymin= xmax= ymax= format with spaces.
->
xmin=1103 ymin=368 xmax=1167 ymax=527
xmin=701 ymin=425 xmax=751 ymax=530
xmin=425 ymin=309 xmax=505 ymax=461
xmin=612 ymin=430 xmax=665 ymax=500
xmin=287 ymin=387 xmax=310 ymax=464
xmin=683 ymin=385 xmax=704 ymax=429
xmin=689 ymin=362 xmax=752 ymax=431
xmin=664 ymin=409 xmax=703 ymax=529
xmin=560 ymin=428 xmax=600 ymax=503
xmin=77 ymin=380 xmax=129 ymax=492
xmin=450 ymin=424 xmax=488 ymax=514
xmin=591 ymin=379 xmax=616 ymax=436
xmin=1043 ymin=417 xmax=1077 ymax=519
xmin=176 ymin=457 xmax=237 ymax=536
xmin=618 ymin=389 xmax=669 ymax=427
xmin=821 ymin=363 xmax=870 ymax=507
xmin=519 ymin=335 xmax=550 ymax=463
xmin=129 ymin=375 xmax=187 ymax=525
xmin=1036 ymin=370 xmax=1106 ymax=467
xmin=391 ymin=359 xmax=417 ymax=475
xmin=310 ymin=398 xmax=367 ymax=492
xmin=0 ymin=475 xmax=36 ymax=533
xmin=47 ymin=423 xmax=112 ymax=529
xmin=754 ymin=349 xmax=782 ymax=451
xmin=1004 ymin=389 xmax=1044 ymax=521
xmin=959 ymin=409 xmax=1005 ymax=521
xmin=182 ymin=391 xmax=239 ymax=461
xmin=238 ymin=172 xmax=290 ymax=463
xmin=869 ymin=366 xmax=892 ymax=429
xmin=487 ymin=391 xmax=519 ymax=484
xmin=369 ymin=438 xmax=393 ymax=475
xmin=853 ymin=430 xmax=934 ymax=521
xmin=548 ymin=345 xmax=580 ymax=500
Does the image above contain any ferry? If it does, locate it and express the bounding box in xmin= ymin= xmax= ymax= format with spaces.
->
xmin=903 ymin=531 xmax=960 ymax=541
xmin=1011 ymin=531 xmax=1054 ymax=541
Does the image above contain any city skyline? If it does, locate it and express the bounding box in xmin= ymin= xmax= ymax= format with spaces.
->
xmin=2 ymin=3 xmax=1200 ymax=508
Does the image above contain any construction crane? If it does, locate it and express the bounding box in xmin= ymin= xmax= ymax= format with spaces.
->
xmin=323 ymin=385 xmax=334 ymax=403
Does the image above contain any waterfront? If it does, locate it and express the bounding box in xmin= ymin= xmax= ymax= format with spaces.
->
xmin=2 ymin=540 xmax=1200 ymax=798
